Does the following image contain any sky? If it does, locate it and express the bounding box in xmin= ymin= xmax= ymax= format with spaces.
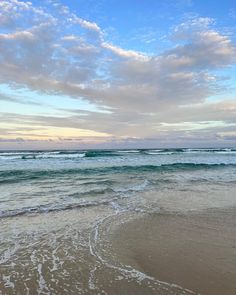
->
xmin=0 ymin=0 xmax=236 ymax=150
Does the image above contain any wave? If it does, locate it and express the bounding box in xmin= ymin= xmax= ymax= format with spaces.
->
xmin=0 ymin=163 xmax=235 ymax=184
xmin=144 ymin=151 xmax=174 ymax=155
xmin=1 ymin=148 xmax=236 ymax=160
xmin=0 ymin=150 xmax=122 ymax=160
xmin=0 ymin=199 xmax=113 ymax=219
xmin=184 ymin=148 xmax=236 ymax=153
xmin=84 ymin=150 xmax=120 ymax=157
xmin=0 ymin=180 xmax=153 ymax=220
xmin=117 ymin=150 xmax=140 ymax=153
xmin=144 ymin=148 xmax=236 ymax=155
xmin=0 ymin=179 xmax=151 ymax=219
xmin=0 ymin=151 xmax=86 ymax=160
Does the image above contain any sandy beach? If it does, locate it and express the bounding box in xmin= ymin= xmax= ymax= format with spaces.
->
xmin=0 ymin=201 xmax=236 ymax=294
xmin=109 ymin=208 xmax=236 ymax=295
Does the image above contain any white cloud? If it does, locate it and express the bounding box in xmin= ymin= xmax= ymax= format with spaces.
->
xmin=73 ymin=17 xmax=102 ymax=33
xmin=170 ymin=18 xmax=236 ymax=69
xmin=0 ymin=2 xmax=236 ymax=146
xmin=0 ymin=31 xmax=35 ymax=41
xmin=102 ymin=42 xmax=148 ymax=60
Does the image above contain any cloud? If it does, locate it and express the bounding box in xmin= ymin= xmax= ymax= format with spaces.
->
xmin=73 ymin=17 xmax=102 ymax=33
xmin=169 ymin=31 xmax=236 ymax=69
xmin=0 ymin=1 xmax=236 ymax=147
xmin=0 ymin=137 xmax=25 ymax=143
xmin=0 ymin=31 xmax=35 ymax=41
xmin=0 ymin=92 xmax=42 ymax=106
xmin=1 ymin=97 xmax=236 ymax=140
xmin=102 ymin=42 xmax=147 ymax=60
xmin=217 ymin=132 xmax=236 ymax=140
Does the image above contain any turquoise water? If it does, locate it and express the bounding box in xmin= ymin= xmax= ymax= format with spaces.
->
xmin=1 ymin=148 xmax=236 ymax=218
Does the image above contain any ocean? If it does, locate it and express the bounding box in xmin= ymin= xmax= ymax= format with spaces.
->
xmin=0 ymin=148 xmax=236 ymax=294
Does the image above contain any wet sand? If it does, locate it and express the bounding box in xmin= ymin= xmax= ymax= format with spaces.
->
xmin=1 ymin=206 xmax=236 ymax=294
xmin=110 ymin=208 xmax=236 ymax=295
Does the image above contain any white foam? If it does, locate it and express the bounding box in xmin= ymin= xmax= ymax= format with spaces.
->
xmin=0 ymin=242 xmax=20 ymax=265
xmin=37 ymin=263 xmax=50 ymax=295
xmin=2 ymin=275 xmax=15 ymax=289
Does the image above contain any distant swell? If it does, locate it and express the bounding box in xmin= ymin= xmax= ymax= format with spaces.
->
xmin=0 ymin=163 xmax=235 ymax=184
xmin=84 ymin=151 xmax=120 ymax=157
xmin=0 ymin=148 xmax=236 ymax=160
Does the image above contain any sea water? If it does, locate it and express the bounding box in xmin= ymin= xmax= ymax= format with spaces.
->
xmin=0 ymin=148 xmax=236 ymax=294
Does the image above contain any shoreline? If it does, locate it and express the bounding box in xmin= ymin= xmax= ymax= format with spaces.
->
xmin=0 ymin=205 xmax=236 ymax=294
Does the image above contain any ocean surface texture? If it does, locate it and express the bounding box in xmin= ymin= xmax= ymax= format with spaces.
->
xmin=0 ymin=148 xmax=236 ymax=294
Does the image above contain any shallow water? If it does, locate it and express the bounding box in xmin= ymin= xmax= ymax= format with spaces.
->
xmin=0 ymin=148 xmax=236 ymax=294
